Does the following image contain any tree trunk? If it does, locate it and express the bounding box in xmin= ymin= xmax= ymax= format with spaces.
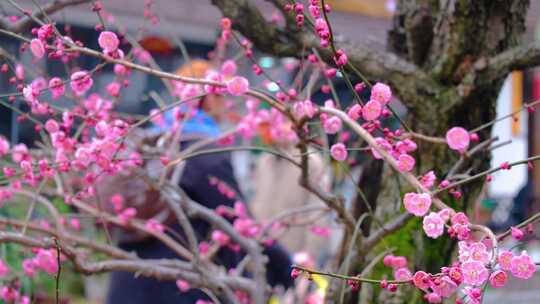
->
xmin=342 ymin=1 xmax=529 ymax=303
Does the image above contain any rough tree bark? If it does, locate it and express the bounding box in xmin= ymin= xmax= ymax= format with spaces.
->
xmin=211 ymin=0 xmax=537 ymax=303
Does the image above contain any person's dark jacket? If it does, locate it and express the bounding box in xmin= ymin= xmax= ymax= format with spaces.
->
xmin=488 ymin=180 xmax=532 ymax=232
xmin=106 ymin=143 xmax=293 ymax=304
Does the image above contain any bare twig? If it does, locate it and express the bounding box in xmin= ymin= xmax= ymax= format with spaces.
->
xmin=3 ymin=0 xmax=92 ymax=33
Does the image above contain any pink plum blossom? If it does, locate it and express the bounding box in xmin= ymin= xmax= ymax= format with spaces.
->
xmin=347 ymin=104 xmax=362 ymax=120
xmin=489 ymin=270 xmax=507 ymax=288
xmin=446 ymin=127 xmax=470 ymax=152
xmin=70 ymin=218 xmax=81 ymax=231
xmin=45 ymin=119 xmax=59 ymax=133
xmin=412 ymin=271 xmax=430 ymax=290
xmin=438 ymin=208 xmax=451 ymax=222
xmin=403 ymin=192 xmax=432 ymax=216
xmin=447 ymin=266 xmax=463 ymax=285
xmin=98 ymin=31 xmax=120 ymax=52
xmin=176 ymin=280 xmax=190 ymax=292
xmin=226 ymin=76 xmax=249 ymax=96
xmin=498 ymin=250 xmax=514 ymax=271
xmin=212 ymin=230 xmax=230 ymax=246
xmin=362 ymin=99 xmax=382 ymax=121
xmin=324 ymin=68 xmax=337 ymax=78
xmin=397 ymin=153 xmax=415 ymax=172
xmin=145 ymin=219 xmax=165 ymax=233
xmin=510 ymin=251 xmax=536 ymax=279
xmin=1 ymin=287 xmax=18 ymax=302
xmin=390 ymin=256 xmax=408 ymax=269
xmin=394 ymin=268 xmax=412 ymax=281
xmin=70 ymin=71 xmax=93 ymax=96
xmin=294 ymin=100 xmax=316 ymax=118
xmin=423 ymin=212 xmax=444 ymax=238
xmin=290 ymin=268 xmax=300 ymax=279
xmin=330 ymin=143 xmax=348 ymax=161
xmin=323 ymin=116 xmax=342 ymax=134
xmin=458 ymin=241 xmax=471 ymax=262
xmin=199 ymin=242 xmax=210 ymax=255
xmin=48 ymin=77 xmax=65 ymax=99
xmin=15 ymin=64 xmax=25 ymax=80
xmin=114 ymin=64 xmax=130 ymax=76
xmin=23 ymin=84 xmax=40 ymax=104
xmin=30 ymin=38 xmax=45 ymax=58
xmin=371 ymin=137 xmax=392 ymax=159
xmin=370 ymin=82 xmax=392 ymax=104
xmin=234 ymin=218 xmax=259 ymax=238
xmin=0 ymin=137 xmax=9 ymax=156
xmin=468 ymin=242 xmax=490 ymax=264
xmin=310 ymin=225 xmax=331 ymax=238
xmin=20 ymin=296 xmax=30 ymax=304
xmin=395 ymin=139 xmax=417 ymax=153
xmin=221 ymin=60 xmax=237 ymax=77
xmin=425 ymin=293 xmax=441 ymax=303
xmin=34 ymin=249 xmax=59 ymax=274
xmin=511 ymin=227 xmax=524 ymax=240
xmin=22 ymin=259 xmax=36 ymax=277
xmin=12 ymin=143 xmax=29 ymax=163
xmin=106 ymin=82 xmax=121 ymax=97
xmin=420 ymin=170 xmax=436 ymax=188
xmin=451 ymin=212 xmax=469 ymax=225
xmin=461 ymin=260 xmax=488 ymax=285
xmin=432 ymin=276 xmax=457 ymax=298
xmin=450 ymin=224 xmax=470 ymax=241
xmin=383 ymin=255 xmax=395 ymax=267
xmin=302 ymin=100 xmax=316 ymax=118
xmin=118 ymin=208 xmax=136 ymax=225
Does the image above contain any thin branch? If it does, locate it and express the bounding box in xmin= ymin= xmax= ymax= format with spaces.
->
xmin=0 ymin=217 xmax=136 ymax=260
xmin=361 ymin=213 xmax=413 ymax=253
xmin=403 ymin=132 xmax=446 ymax=144
xmin=162 ymin=183 xmax=267 ymax=303
xmin=292 ymin=265 xmax=410 ymax=285
xmin=433 ymin=154 xmax=540 ymax=195
xmin=2 ymin=0 xmax=92 ymax=33
xmin=297 ymin=137 xmax=355 ymax=230
xmin=497 ymin=212 xmax=540 ymax=241
xmin=446 ymin=137 xmax=499 ymax=178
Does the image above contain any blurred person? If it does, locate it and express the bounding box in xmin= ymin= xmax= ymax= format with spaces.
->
xmin=250 ymin=120 xmax=334 ymax=265
xmin=489 ymin=180 xmax=533 ymax=232
xmin=100 ymin=60 xmax=293 ymax=304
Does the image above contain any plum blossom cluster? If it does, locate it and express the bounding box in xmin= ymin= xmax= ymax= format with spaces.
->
xmin=0 ymin=249 xmax=61 ymax=303
xmin=28 ymin=23 xmax=80 ymax=62
xmin=405 ymin=242 xmax=536 ymax=303
xmin=285 ymin=0 xmax=331 ymax=46
xmin=0 ymin=19 xmax=264 ymax=299
xmin=399 ymin=182 xmax=536 ymax=302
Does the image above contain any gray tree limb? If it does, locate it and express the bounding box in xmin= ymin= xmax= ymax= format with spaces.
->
xmin=473 ymin=42 xmax=540 ymax=85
